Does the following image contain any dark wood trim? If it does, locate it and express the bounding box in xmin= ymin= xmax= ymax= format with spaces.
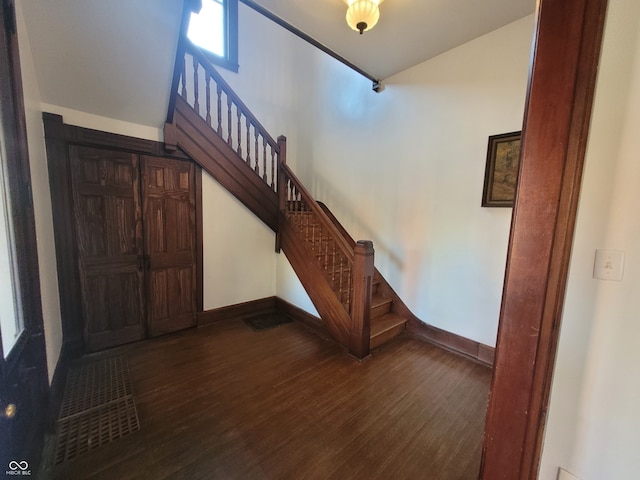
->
xmin=239 ymin=0 xmax=381 ymax=91
xmin=280 ymin=219 xmax=351 ymax=346
xmin=275 ymin=135 xmax=287 ymax=253
xmin=195 ymin=165 xmax=204 ymax=312
xmin=163 ymin=121 xmax=177 ymax=151
xmin=183 ymin=41 xmax=280 ymax=149
xmin=166 ymin=0 xmax=201 ymax=124
xmin=317 ymin=201 xmax=494 ymax=365
xmin=197 ymin=297 xmax=277 ymax=326
xmin=174 ymin=96 xmax=279 ymax=231
xmin=43 ymin=115 xmax=205 ymax=351
xmin=349 ymin=240 xmax=373 ymax=359
xmin=226 ymin=0 xmax=239 ymax=72
xmin=192 ymin=296 xmax=328 ymax=339
xmin=1 ymin=0 xmax=44 ymax=336
xmin=477 ymin=343 xmax=496 ymax=366
xmin=480 ymin=0 xmax=609 ymax=478
xmin=274 ymin=297 xmax=326 ymax=338
xmin=42 ymin=113 xmax=84 ymax=350
xmin=63 ymin=123 xmax=191 ymax=160
xmin=406 ymin=320 xmax=494 ymax=367
xmin=0 ymin=1 xmax=49 ymax=470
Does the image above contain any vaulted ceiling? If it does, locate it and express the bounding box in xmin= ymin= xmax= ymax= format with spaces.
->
xmin=251 ymin=0 xmax=535 ymax=80
xmin=19 ymin=0 xmax=535 ymax=127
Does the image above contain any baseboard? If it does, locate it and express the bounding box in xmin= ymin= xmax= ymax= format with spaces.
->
xmin=275 ymin=298 xmax=327 ymax=338
xmin=197 ymin=296 xmax=329 ymax=341
xmin=196 ymin=297 xmax=493 ymax=366
xmin=197 ymin=297 xmax=278 ymax=326
xmin=406 ymin=318 xmax=495 ymax=367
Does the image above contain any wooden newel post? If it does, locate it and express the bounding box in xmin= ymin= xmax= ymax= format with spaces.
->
xmin=349 ymin=240 xmax=374 ymax=359
xmin=275 ymin=135 xmax=287 ymax=253
xmin=163 ymin=122 xmax=177 ymax=151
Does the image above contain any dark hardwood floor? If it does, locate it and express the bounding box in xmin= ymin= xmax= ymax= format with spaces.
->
xmin=41 ymin=319 xmax=491 ymax=479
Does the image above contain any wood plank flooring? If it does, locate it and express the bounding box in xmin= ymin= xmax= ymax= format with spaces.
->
xmin=42 ymin=319 xmax=491 ymax=479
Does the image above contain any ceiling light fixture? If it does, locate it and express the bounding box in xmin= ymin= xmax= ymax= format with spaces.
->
xmin=346 ymin=0 xmax=383 ymax=35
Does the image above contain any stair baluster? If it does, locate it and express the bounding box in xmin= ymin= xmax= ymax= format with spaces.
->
xmin=193 ymin=57 xmax=199 ymax=115
xmin=246 ymin=118 xmax=251 ymax=166
xmin=236 ymin=109 xmax=242 ymax=156
xmin=216 ymin=84 xmax=222 ymax=135
xmin=168 ymin=42 xmax=390 ymax=358
xmin=226 ymin=95 xmax=232 ymax=146
xmin=205 ymin=72 xmax=211 ymax=126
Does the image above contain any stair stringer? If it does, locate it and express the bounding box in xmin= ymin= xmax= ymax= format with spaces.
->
xmin=173 ymin=95 xmax=279 ymax=231
xmin=279 ymin=217 xmax=351 ymax=347
xmin=171 ymin=97 xmax=354 ymax=348
xmin=317 ymin=203 xmax=414 ymax=329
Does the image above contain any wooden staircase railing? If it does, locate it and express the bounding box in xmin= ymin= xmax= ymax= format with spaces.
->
xmin=278 ymin=161 xmax=374 ymax=356
xmin=169 ymin=40 xmax=280 ymax=193
xmin=166 ymin=40 xmax=376 ymax=358
xmin=279 ymin=164 xmax=355 ymax=313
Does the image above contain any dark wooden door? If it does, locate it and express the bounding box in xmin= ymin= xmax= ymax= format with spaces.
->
xmin=142 ymin=156 xmax=197 ymax=337
xmin=70 ymin=146 xmax=145 ymax=351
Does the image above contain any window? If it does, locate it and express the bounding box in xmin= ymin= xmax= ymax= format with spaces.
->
xmin=0 ymin=0 xmax=42 ymax=362
xmin=187 ymin=0 xmax=238 ymax=72
xmin=0 ymin=147 xmax=24 ymax=357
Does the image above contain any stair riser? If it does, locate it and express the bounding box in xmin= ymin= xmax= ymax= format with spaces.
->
xmin=371 ymin=301 xmax=392 ymax=319
xmin=370 ymin=323 xmax=406 ymax=349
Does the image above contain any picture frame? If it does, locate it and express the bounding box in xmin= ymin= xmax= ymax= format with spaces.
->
xmin=481 ymin=131 xmax=522 ymax=207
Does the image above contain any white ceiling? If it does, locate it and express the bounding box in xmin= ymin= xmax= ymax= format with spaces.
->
xmin=19 ymin=0 xmax=535 ymax=127
xmin=253 ymin=0 xmax=535 ymax=80
xmin=20 ymin=0 xmax=183 ymax=127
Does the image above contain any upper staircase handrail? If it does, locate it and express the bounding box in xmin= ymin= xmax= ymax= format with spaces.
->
xmin=280 ymin=164 xmax=355 ymax=263
xmin=180 ymin=40 xmax=280 ymax=152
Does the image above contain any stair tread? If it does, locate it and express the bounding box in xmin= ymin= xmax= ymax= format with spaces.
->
xmin=371 ymin=294 xmax=392 ymax=309
xmin=370 ymin=313 xmax=407 ymax=338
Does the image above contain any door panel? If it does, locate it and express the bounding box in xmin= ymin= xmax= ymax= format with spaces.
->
xmin=142 ymin=156 xmax=196 ymax=336
xmin=70 ymin=146 xmax=145 ymax=351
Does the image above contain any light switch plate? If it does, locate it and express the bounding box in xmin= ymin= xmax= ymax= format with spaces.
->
xmin=593 ymin=249 xmax=625 ymax=281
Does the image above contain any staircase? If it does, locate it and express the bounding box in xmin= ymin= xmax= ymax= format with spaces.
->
xmin=165 ymin=40 xmax=408 ymax=358
xmin=370 ymin=284 xmax=407 ymax=349
xmin=315 ymin=202 xmax=408 ymax=350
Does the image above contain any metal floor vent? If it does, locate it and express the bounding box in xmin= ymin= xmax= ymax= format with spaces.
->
xmin=55 ymin=356 xmax=140 ymax=464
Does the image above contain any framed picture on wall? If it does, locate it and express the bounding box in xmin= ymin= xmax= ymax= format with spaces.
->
xmin=481 ymin=131 xmax=522 ymax=207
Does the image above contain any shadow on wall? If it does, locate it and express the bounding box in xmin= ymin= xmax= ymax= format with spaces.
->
xmin=310 ymin=170 xmax=406 ymax=278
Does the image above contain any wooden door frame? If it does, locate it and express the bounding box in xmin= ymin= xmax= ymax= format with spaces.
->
xmin=43 ymin=116 xmax=204 ymax=352
xmin=480 ymin=0 xmax=608 ymax=478
xmin=0 ymin=0 xmax=49 ymax=469
xmin=38 ymin=0 xmax=608 ymax=473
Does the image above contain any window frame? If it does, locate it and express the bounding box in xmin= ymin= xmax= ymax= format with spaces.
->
xmin=186 ymin=0 xmax=238 ymax=73
xmin=0 ymin=0 xmax=45 ymax=365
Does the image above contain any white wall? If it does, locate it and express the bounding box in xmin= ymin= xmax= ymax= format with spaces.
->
xmin=218 ymin=5 xmax=534 ymax=346
xmin=26 ymin=104 xmax=279 ymax=318
xmin=309 ymin=17 xmax=533 ymax=347
xmin=41 ymin=103 xmax=162 ymax=142
xmin=19 ymin=0 xmax=182 ymax=128
xmin=16 ymin=27 xmax=279 ymax=381
xmin=201 ymin=174 xmax=276 ymax=309
xmin=15 ymin=2 xmax=63 ymax=383
xmin=540 ymin=0 xmax=640 ymax=478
